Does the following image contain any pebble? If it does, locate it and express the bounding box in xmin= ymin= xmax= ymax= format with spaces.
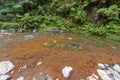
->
xmin=10 ymin=71 xmax=14 ymax=74
xmin=44 ymin=43 xmax=48 ymax=45
xmin=46 ymin=75 xmax=53 ymax=80
xmin=87 ymin=74 xmax=99 ymax=80
xmin=17 ymin=77 xmax=24 ymax=80
xmin=19 ymin=65 xmax=27 ymax=71
xmin=62 ymin=66 xmax=73 ymax=78
xmin=68 ymin=37 xmax=72 ymax=40
xmin=98 ymin=63 xmax=106 ymax=69
xmin=56 ymin=78 xmax=59 ymax=80
xmin=37 ymin=61 xmax=42 ymax=66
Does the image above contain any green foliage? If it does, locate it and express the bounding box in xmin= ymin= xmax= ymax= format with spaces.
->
xmin=105 ymin=22 xmax=120 ymax=34
xmin=97 ymin=4 xmax=120 ymax=20
xmin=70 ymin=7 xmax=86 ymax=23
xmin=0 ymin=0 xmax=120 ymax=41
xmin=0 ymin=22 xmax=20 ymax=29
xmin=19 ymin=13 xmax=41 ymax=30
xmin=12 ymin=4 xmax=23 ymax=12
xmin=79 ymin=23 xmax=107 ymax=36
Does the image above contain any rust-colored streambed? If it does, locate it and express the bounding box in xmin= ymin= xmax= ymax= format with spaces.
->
xmin=0 ymin=32 xmax=120 ymax=80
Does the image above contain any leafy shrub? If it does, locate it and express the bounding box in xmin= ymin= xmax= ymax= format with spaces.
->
xmin=0 ymin=22 xmax=20 ymax=29
xmin=97 ymin=4 xmax=120 ymax=21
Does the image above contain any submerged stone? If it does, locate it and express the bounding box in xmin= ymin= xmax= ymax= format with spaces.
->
xmin=46 ymin=30 xmax=64 ymax=34
xmin=24 ymin=35 xmax=35 ymax=40
xmin=66 ymin=43 xmax=82 ymax=49
xmin=33 ymin=74 xmax=53 ymax=80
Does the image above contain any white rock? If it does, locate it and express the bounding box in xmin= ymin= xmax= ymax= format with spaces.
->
xmin=108 ymin=67 xmax=120 ymax=79
xmin=98 ymin=63 xmax=107 ymax=69
xmin=113 ymin=64 xmax=120 ymax=73
xmin=0 ymin=75 xmax=10 ymax=80
xmin=46 ymin=75 xmax=53 ymax=80
xmin=19 ymin=65 xmax=27 ymax=71
xmin=87 ymin=74 xmax=99 ymax=80
xmin=17 ymin=77 xmax=24 ymax=80
xmin=37 ymin=62 xmax=42 ymax=66
xmin=62 ymin=66 xmax=73 ymax=78
xmin=40 ymin=73 xmax=43 ymax=75
xmin=56 ymin=78 xmax=59 ymax=80
xmin=0 ymin=61 xmax=15 ymax=75
xmin=68 ymin=37 xmax=72 ymax=40
xmin=97 ymin=69 xmax=111 ymax=80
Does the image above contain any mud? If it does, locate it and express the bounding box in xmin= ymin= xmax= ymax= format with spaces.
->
xmin=0 ymin=32 xmax=120 ymax=80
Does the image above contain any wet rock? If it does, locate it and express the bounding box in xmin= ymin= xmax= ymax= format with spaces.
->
xmin=0 ymin=30 xmax=13 ymax=35
xmin=108 ymin=67 xmax=120 ymax=79
xmin=33 ymin=73 xmax=53 ymax=80
xmin=33 ymin=26 xmax=37 ymax=33
xmin=97 ymin=69 xmax=111 ymax=80
xmin=17 ymin=29 xmax=24 ymax=33
xmin=97 ymin=63 xmax=120 ymax=80
xmin=19 ymin=65 xmax=27 ymax=71
xmin=113 ymin=64 xmax=120 ymax=73
xmin=87 ymin=74 xmax=99 ymax=80
xmin=66 ymin=43 xmax=82 ymax=49
xmin=46 ymin=30 xmax=64 ymax=34
xmin=0 ymin=75 xmax=10 ymax=80
xmin=17 ymin=77 xmax=24 ymax=80
xmin=98 ymin=63 xmax=109 ymax=69
xmin=46 ymin=75 xmax=53 ymax=80
xmin=62 ymin=66 xmax=73 ymax=78
xmin=0 ymin=61 xmax=15 ymax=75
xmin=98 ymin=63 xmax=106 ymax=69
xmin=24 ymin=35 xmax=35 ymax=40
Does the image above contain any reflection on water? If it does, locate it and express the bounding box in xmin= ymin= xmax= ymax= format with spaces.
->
xmin=0 ymin=32 xmax=120 ymax=51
